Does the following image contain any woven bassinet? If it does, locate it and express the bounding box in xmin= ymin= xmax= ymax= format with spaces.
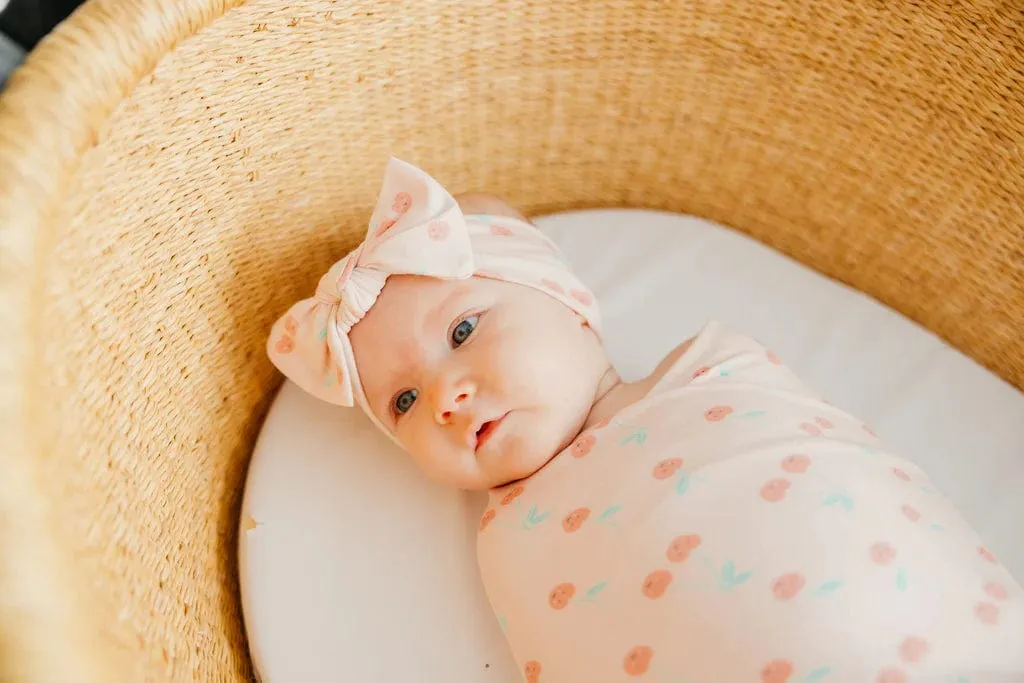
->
xmin=1 ymin=0 xmax=1022 ymax=680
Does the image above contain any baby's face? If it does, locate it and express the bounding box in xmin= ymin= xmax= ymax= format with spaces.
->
xmin=350 ymin=274 xmax=608 ymax=490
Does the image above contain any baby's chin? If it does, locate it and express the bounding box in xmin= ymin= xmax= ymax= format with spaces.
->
xmin=405 ymin=408 xmax=590 ymax=491
xmin=428 ymin=444 xmax=563 ymax=491
xmin=475 ymin=415 xmax=583 ymax=489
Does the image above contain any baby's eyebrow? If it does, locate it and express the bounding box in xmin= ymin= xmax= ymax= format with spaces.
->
xmin=382 ymin=342 xmax=414 ymax=388
xmin=428 ymin=285 xmax=469 ymax=326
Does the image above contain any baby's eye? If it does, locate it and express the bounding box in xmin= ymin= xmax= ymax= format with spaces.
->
xmin=393 ymin=388 xmax=418 ymax=415
xmin=451 ymin=315 xmax=479 ymax=347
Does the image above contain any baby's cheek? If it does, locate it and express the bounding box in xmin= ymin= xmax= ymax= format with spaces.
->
xmin=496 ymin=425 xmax=557 ymax=485
xmin=518 ymin=331 xmax=595 ymax=401
xmin=401 ymin=420 xmax=478 ymax=487
xmin=485 ymin=337 xmax=556 ymax=415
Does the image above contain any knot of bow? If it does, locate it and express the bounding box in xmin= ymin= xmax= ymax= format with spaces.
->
xmin=267 ymin=157 xmax=475 ymax=409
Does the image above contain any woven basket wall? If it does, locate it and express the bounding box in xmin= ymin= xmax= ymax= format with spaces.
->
xmin=0 ymin=0 xmax=1021 ymax=680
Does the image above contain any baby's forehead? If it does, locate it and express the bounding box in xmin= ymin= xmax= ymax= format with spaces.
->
xmin=351 ymin=275 xmax=478 ymax=350
xmin=376 ymin=274 xmax=473 ymax=319
xmin=389 ymin=272 xmax=462 ymax=298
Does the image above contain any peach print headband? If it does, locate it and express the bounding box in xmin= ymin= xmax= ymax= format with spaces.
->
xmin=266 ymin=157 xmax=602 ymax=430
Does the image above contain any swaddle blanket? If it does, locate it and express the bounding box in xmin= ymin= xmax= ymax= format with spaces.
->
xmin=477 ymin=321 xmax=1024 ymax=683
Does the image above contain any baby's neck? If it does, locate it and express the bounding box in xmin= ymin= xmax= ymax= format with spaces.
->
xmin=582 ymin=336 xmax=696 ymax=431
xmin=581 ymin=366 xmax=645 ymax=430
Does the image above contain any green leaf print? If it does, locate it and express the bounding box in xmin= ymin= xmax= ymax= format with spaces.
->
xmin=802 ymin=667 xmax=832 ymax=682
xmin=318 ymin=326 xmax=328 ymax=340
xmin=822 ymin=493 xmax=854 ymax=511
xmin=736 ymin=410 xmax=767 ymax=418
xmin=718 ymin=561 xmax=752 ymax=590
xmin=620 ymin=428 xmax=648 ymax=445
xmin=675 ymin=474 xmax=690 ymax=496
xmin=814 ymin=580 xmax=843 ymax=596
xmin=580 ymin=581 xmax=609 ymax=604
xmin=596 ymin=505 xmax=621 ymax=525
xmin=732 ymin=571 xmax=753 ymax=586
xmin=497 ymin=614 xmax=508 ymax=632
xmin=521 ymin=505 xmax=550 ymax=529
xmin=896 ymin=567 xmax=907 ymax=592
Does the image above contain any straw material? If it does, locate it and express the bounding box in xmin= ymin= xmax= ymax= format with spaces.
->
xmin=0 ymin=0 xmax=1021 ymax=680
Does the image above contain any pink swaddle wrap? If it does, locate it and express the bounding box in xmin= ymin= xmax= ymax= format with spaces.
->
xmin=478 ymin=322 xmax=1024 ymax=683
xmin=266 ymin=157 xmax=600 ymax=438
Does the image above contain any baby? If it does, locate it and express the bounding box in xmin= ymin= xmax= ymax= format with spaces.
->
xmin=268 ymin=158 xmax=1024 ymax=683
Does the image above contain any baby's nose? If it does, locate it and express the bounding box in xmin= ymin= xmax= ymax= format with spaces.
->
xmin=433 ymin=378 xmax=475 ymax=424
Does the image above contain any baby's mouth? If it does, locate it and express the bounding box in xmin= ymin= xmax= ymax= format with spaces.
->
xmin=475 ymin=413 xmax=509 ymax=453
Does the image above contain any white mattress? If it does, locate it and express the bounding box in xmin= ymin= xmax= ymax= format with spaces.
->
xmin=239 ymin=209 xmax=1024 ymax=682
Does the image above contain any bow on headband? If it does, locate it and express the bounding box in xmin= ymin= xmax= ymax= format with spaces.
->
xmin=266 ymin=157 xmax=476 ymax=410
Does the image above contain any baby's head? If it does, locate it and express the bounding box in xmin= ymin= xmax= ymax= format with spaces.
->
xmin=268 ymin=158 xmax=610 ymax=490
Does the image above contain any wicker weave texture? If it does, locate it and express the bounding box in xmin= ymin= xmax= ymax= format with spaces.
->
xmin=0 ymin=0 xmax=1021 ymax=680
